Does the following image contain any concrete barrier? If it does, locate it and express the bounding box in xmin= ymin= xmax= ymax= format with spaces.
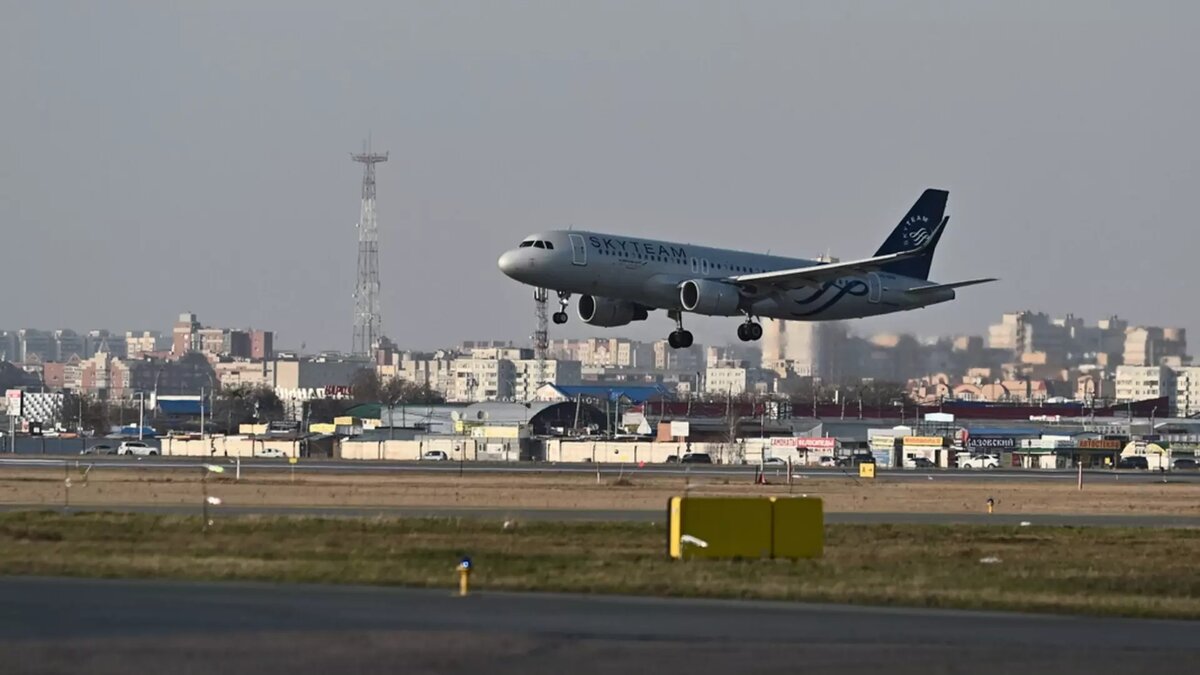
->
xmin=159 ymin=436 xmax=302 ymax=458
xmin=544 ymin=440 xmax=750 ymax=464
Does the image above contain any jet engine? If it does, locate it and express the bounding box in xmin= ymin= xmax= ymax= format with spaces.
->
xmin=680 ymin=279 xmax=742 ymax=316
xmin=578 ymin=295 xmax=649 ymax=327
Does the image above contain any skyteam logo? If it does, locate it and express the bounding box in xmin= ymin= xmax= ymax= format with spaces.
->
xmin=903 ymin=214 xmax=932 ymax=248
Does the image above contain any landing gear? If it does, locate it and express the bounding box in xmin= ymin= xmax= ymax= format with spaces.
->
xmin=668 ymin=331 xmax=694 ymax=349
xmin=552 ymin=291 xmax=571 ymax=324
xmin=667 ymin=311 xmax=694 ymax=349
xmin=737 ymin=320 xmax=763 ymax=342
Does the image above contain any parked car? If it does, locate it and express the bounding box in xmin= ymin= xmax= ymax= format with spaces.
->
xmin=958 ymin=454 xmax=999 ymax=469
xmin=1117 ymin=456 xmax=1149 ymax=470
xmin=818 ymin=455 xmax=836 ymax=467
xmin=911 ymin=457 xmax=935 ymax=468
xmin=762 ymin=457 xmax=788 ymax=467
xmin=117 ymin=441 xmax=157 ymax=456
xmin=664 ymin=455 xmax=679 ymax=463
xmin=116 ymin=439 xmax=157 ymax=454
xmin=422 ymin=450 xmax=449 ymax=461
xmin=680 ymin=452 xmax=713 ymax=464
xmin=81 ymin=443 xmax=117 ymax=456
xmin=1172 ymin=458 xmax=1198 ymax=471
xmin=254 ymin=448 xmax=287 ymax=459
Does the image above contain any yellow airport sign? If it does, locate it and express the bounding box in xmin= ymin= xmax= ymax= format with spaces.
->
xmin=668 ymin=496 xmax=823 ymax=560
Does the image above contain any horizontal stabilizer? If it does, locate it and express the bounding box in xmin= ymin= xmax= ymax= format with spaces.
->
xmin=906 ymin=278 xmax=997 ymax=294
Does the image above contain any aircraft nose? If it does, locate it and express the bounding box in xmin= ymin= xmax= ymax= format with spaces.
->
xmin=498 ymin=250 xmax=521 ymax=277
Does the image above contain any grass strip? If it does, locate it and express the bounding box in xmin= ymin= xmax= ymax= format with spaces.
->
xmin=2 ymin=511 xmax=1198 ymax=619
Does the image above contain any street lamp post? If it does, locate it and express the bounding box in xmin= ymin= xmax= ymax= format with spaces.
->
xmin=136 ymin=392 xmax=145 ymax=441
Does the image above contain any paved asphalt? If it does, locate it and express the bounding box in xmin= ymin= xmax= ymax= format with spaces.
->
xmin=3 ymin=502 xmax=1200 ymax=528
xmin=4 ymin=456 xmax=1199 ymax=484
xmin=0 ymin=576 xmax=1195 ymax=674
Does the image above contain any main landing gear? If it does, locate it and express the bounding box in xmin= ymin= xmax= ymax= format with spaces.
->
xmin=552 ymin=291 xmax=570 ymax=324
xmin=736 ymin=319 xmax=763 ymax=342
xmin=667 ymin=311 xmax=694 ymax=349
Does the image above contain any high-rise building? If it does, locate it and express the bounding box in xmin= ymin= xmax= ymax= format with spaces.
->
xmin=53 ymin=330 xmax=86 ymax=361
xmin=172 ymin=313 xmax=201 ymax=356
xmin=760 ymin=320 xmax=785 ymax=370
xmin=1114 ymin=365 xmax=1175 ymax=403
xmin=0 ymin=331 xmax=17 ymax=362
xmin=250 ymin=330 xmax=275 ymax=360
xmin=653 ymin=339 xmax=704 ymax=372
xmin=1123 ymin=327 xmax=1188 ymax=367
xmin=763 ymin=321 xmax=848 ymax=379
xmin=125 ymin=331 xmax=166 ymax=359
xmin=17 ymin=329 xmax=53 ymax=363
xmin=513 ymin=359 xmax=582 ymax=402
xmin=1174 ymin=367 xmax=1200 ymax=416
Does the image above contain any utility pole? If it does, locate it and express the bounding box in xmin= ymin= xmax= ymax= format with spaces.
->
xmin=352 ymin=139 xmax=388 ymax=356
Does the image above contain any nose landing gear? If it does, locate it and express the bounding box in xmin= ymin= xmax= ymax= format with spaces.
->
xmin=552 ymin=291 xmax=571 ymax=324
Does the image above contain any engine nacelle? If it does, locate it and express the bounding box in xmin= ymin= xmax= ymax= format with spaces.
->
xmin=680 ymin=279 xmax=742 ymax=316
xmin=578 ymin=295 xmax=648 ymax=327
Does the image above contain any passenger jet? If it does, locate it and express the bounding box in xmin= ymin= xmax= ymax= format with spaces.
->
xmin=498 ymin=189 xmax=994 ymax=349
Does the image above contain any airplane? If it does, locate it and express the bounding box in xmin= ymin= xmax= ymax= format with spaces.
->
xmin=497 ymin=189 xmax=994 ymax=349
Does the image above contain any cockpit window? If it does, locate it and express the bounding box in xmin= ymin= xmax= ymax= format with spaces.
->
xmin=533 ymin=240 xmax=546 ymax=249
xmin=519 ymin=240 xmax=534 ymax=248
xmin=543 ymin=241 xmax=554 ymax=250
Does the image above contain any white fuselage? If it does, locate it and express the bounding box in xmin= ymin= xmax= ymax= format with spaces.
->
xmin=497 ymin=230 xmax=956 ymax=321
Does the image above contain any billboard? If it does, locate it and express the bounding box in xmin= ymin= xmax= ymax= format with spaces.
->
xmin=5 ymin=390 xmax=21 ymax=417
xmin=968 ymin=436 xmax=1018 ymax=451
xmin=669 ymin=421 xmax=690 ymax=438
xmin=902 ymin=436 xmax=944 ymax=447
xmin=1079 ymin=439 xmax=1122 ymax=450
xmin=770 ymin=437 xmax=836 ymax=450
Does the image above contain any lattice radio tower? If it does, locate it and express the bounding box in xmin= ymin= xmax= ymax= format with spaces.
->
xmin=531 ymin=288 xmax=549 ymax=399
xmin=351 ymin=140 xmax=388 ymax=356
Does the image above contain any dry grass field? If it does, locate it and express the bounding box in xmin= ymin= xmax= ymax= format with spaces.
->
xmin=3 ymin=465 xmax=1200 ymax=515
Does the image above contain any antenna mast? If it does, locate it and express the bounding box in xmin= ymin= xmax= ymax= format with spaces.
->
xmin=532 ymin=288 xmax=549 ymax=400
xmin=351 ymin=140 xmax=388 ymax=356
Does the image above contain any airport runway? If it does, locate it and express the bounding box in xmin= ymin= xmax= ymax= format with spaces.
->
xmin=0 ymin=576 xmax=1195 ymax=674
xmin=4 ymin=456 xmax=1197 ymax=484
xmin=3 ymin=502 xmax=1199 ymax=528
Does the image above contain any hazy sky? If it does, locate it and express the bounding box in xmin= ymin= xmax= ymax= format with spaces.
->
xmin=2 ymin=1 xmax=1197 ymax=351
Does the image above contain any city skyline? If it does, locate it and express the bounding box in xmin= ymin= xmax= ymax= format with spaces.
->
xmin=0 ymin=306 xmax=1190 ymax=356
xmin=2 ymin=3 xmax=1198 ymax=351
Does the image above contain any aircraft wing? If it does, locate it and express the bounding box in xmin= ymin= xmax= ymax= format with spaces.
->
xmin=728 ymin=217 xmax=948 ymax=290
xmin=904 ymin=278 xmax=997 ymax=295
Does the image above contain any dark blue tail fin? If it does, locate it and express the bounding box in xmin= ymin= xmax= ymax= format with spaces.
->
xmin=874 ymin=188 xmax=948 ymax=280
